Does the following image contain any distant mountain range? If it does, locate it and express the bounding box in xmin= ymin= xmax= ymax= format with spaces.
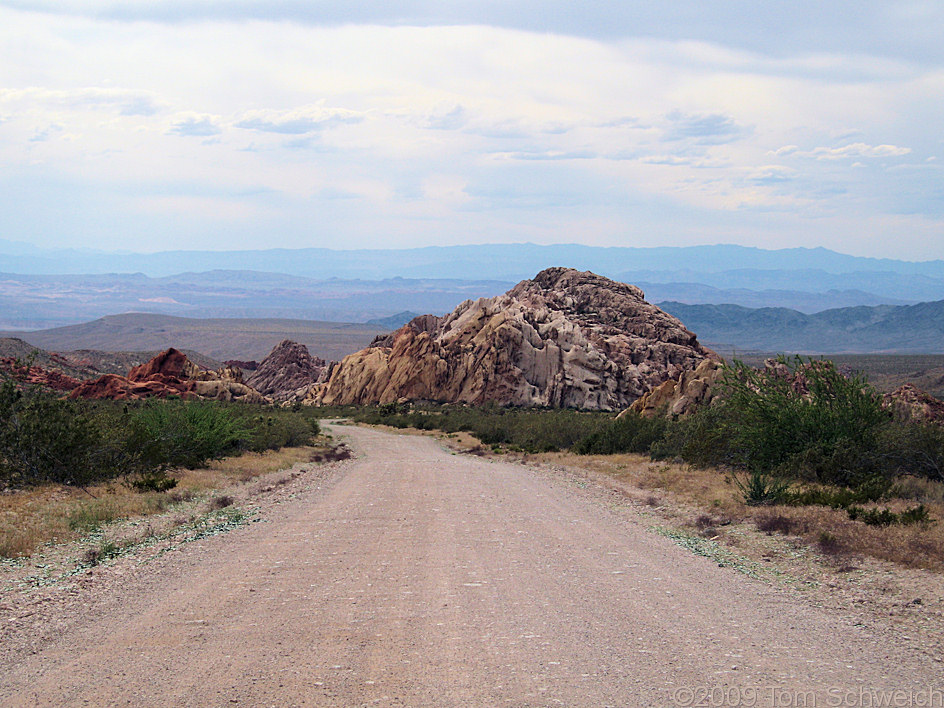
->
xmin=2 ymin=242 xmax=943 ymax=352
xmin=0 ymin=272 xmax=512 ymax=330
xmin=3 ymin=297 xmax=943 ymax=358
xmin=5 ymin=240 xmax=944 ymax=281
xmin=2 ymin=242 xmax=944 ymax=302
xmin=662 ymin=300 xmax=944 ymax=354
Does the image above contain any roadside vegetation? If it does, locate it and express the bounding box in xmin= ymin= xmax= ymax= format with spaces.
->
xmin=344 ymin=356 xmax=944 ymax=570
xmin=0 ymin=371 xmax=326 ymax=557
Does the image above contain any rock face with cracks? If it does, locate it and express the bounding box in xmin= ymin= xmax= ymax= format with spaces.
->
xmin=314 ymin=268 xmax=716 ymax=410
xmin=246 ymin=340 xmax=328 ymax=402
xmin=627 ymin=358 xmax=724 ymax=418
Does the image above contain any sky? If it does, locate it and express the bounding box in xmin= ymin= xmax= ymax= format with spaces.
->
xmin=0 ymin=1 xmax=942 ymax=259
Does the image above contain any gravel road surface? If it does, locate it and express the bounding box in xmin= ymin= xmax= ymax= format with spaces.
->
xmin=1 ymin=424 xmax=939 ymax=707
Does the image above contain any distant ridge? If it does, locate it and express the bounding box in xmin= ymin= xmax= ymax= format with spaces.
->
xmin=0 ymin=314 xmax=386 ymax=362
xmin=4 ymin=242 xmax=944 ymax=282
xmin=661 ymin=300 xmax=944 ymax=354
xmin=365 ymin=311 xmax=422 ymax=330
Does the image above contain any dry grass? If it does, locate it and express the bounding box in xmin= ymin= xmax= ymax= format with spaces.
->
xmin=749 ymin=501 xmax=944 ymax=571
xmin=0 ymin=443 xmax=323 ymax=559
xmin=525 ymin=449 xmax=944 ymax=572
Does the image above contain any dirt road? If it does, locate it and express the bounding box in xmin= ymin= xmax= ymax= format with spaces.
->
xmin=1 ymin=424 xmax=940 ymax=707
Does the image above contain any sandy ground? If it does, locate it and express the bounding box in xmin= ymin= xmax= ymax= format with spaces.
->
xmin=1 ymin=423 xmax=941 ymax=707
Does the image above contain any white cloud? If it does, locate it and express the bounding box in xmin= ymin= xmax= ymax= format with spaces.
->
xmin=0 ymin=6 xmax=940 ymax=258
xmin=807 ymin=143 xmax=912 ymax=160
xmin=167 ymin=113 xmax=222 ymax=137
xmin=234 ymin=105 xmax=363 ymax=135
xmin=0 ymin=86 xmax=162 ymax=115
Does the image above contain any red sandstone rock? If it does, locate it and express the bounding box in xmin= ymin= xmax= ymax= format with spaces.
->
xmin=0 ymin=358 xmax=83 ymax=392
xmin=69 ymin=348 xmax=268 ymax=403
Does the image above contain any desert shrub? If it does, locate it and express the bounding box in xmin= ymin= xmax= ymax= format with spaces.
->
xmin=352 ymin=404 xmax=610 ymax=453
xmin=0 ymin=375 xmax=324 ymax=491
xmin=235 ymin=409 xmax=319 ymax=452
xmin=730 ymin=470 xmax=792 ymax=506
xmin=755 ymin=513 xmax=802 ymax=535
xmin=650 ymin=404 xmax=735 ymax=468
xmin=653 ymin=357 xmax=893 ymax=491
xmin=574 ymin=412 xmax=667 ymax=455
xmin=126 ymin=470 xmax=178 ymax=492
xmin=872 ymin=420 xmax=944 ymax=482
xmin=716 ymin=356 xmax=888 ymax=484
xmin=0 ymin=378 xmax=119 ymax=488
xmin=787 ymin=476 xmax=891 ymax=507
xmin=125 ymin=399 xmax=246 ymax=472
xmin=846 ymin=504 xmax=930 ymax=526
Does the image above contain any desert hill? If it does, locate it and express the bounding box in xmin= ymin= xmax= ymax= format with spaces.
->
xmin=314 ymin=268 xmax=715 ymax=410
xmin=0 ymin=314 xmax=386 ymax=362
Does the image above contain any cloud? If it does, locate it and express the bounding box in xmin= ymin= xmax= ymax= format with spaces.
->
xmin=0 ymin=87 xmax=162 ymax=116
xmin=28 ymin=123 xmax=62 ymax=142
xmin=4 ymin=1 xmax=943 ymax=67
xmin=663 ymin=110 xmax=750 ymax=144
xmin=234 ymin=105 xmax=363 ymax=135
xmin=807 ymin=143 xmax=912 ymax=160
xmin=748 ymin=165 xmax=798 ymax=184
xmin=419 ymin=104 xmax=468 ymax=130
xmin=504 ymin=150 xmax=598 ymax=161
xmin=0 ymin=10 xmax=939 ymax=258
xmin=167 ymin=114 xmax=222 ymax=137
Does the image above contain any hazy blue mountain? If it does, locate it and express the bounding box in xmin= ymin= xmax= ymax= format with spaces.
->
xmin=661 ymin=300 xmax=944 ymax=354
xmin=4 ymin=242 xmax=944 ymax=282
xmin=0 ymin=271 xmax=512 ymax=330
xmin=365 ymin=311 xmax=422 ymax=329
xmin=636 ymin=283 xmax=909 ymax=313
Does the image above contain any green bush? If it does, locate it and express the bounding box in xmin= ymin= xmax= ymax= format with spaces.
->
xmin=0 ymin=372 xmax=323 ymax=491
xmin=233 ymin=409 xmax=320 ymax=452
xmin=730 ymin=470 xmax=791 ymax=506
xmin=126 ymin=400 xmax=246 ymax=471
xmin=846 ymin=504 xmax=930 ymax=526
xmin=716 ymin=356 xmax=888 ymax=484
xmin=0 ymin=379 xmax=117 ymax=488
xmin=574 ymin=412 xmax=667 ymax=455
xmin=351 ymin=404 xmax=610 ymax=453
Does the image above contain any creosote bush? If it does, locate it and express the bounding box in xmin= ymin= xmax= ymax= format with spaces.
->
xmin=0 ymin=371 xmax=322 ymax=491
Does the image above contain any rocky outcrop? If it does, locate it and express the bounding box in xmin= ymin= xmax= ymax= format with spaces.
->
xmin=883 ymin=384 xmax=944 ymax=424
xmin=127 ymin=347 xmax=203 ymax=384
xmin=0 ymin=357 xmax=83 ymax=392
xmin=70 ymin=348 xmax=268 ymax=403
xmin=627 ymin=358 xmax=724 ymax=417
xmin=312 ymin=268 xmax=716 ymax=410
xmin=246 ymin=340 xmax=329 ymax=402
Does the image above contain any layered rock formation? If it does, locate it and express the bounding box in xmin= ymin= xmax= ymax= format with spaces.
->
xmin=312 ymin=268 xmax=716 ymax=410
xmin=246 ymin=340 xmax=329 ymax=402
xmin=70 ymin=348 xmax=267 ymax=403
